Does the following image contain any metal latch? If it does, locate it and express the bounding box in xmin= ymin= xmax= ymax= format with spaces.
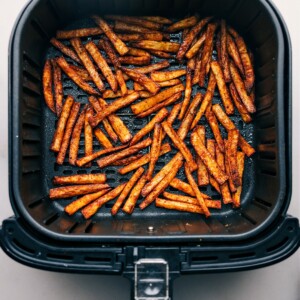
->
xmin=134 ymin=258 xmax=169 ymax=300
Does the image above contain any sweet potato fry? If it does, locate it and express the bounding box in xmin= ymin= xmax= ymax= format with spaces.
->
xmin=163 ymin=192 xmax=220 ymax=208
xmin=212 ymin=104 xmax=255 ymax=157
xmin=118 ymin=143 xmax=171 ymax=174
xmin=51 ymin=59 xmax=63 ymax=115
xmin=141 ymin=16 xmax=172 ymax=24
xmin=150 ymin=69 xmax=186 ymax=82
xmin=227 ymin=34 xmax=244 ymax=76
xmin=232 ymin=151 xmax=245 ymax=207
xmin=139 ymin=91 xmax=154 ymax=98
xmin=185 ymin=32 xmax=206 ymax=59
xmin=118 ymin=55 xmax=151 ymax=65
xmin=92 ymin=16 xmax=129 ymax=56
xmin=56 ymin=57 xmax=99 ymax=95
xmin=114 ymin=21 xmax=157 ymax=33
xmin=156 ymin=198 xmax=207 ymax=214
xmin=131 ymin=84 xmax=184 ymax=115
xmin=130 ymin=108 xmax=168 ymax=145
xmin=84 ymin=108 xmax=94 ymax=167
xmin=82 ymin=183 xmax=126 ymax=219
xmin=53 ymin=173 xmax=106 ymax=185
xmin=122 ymin=175 xmax=148 ymax=214
xmin=98 ymin=39 xmax=120 ymax=68
xmin=157 ymin=79 xmax=182 ymax=88
xmin=187 ymin=57 xmax=196 ymax=70
xmin=97 ymin=138 xmax=152 ymax=168
xmin=121 ymin=67 xmax=160 ymax=94
xmin=131 ymin=60 xmax=170 ymax=74
xmin=224 ymin=140 xmax=237 ymax=193
xmin=43 ymin=59 xmax=55 ymax=113
xmin=132 ymin=40 xmax=180 ymax=53
xmin=206 ymin=139 xmax=221 ymax=193
xmin=94 ymin=128 xmax=113 ymax=149
xmin=229 ymin=83 xmax=252 ymax=123
xmin=127 ymin=47 xmax=151 ymax=58
xmin=198 ymin=22 xmax=217 ymax=87
xmin=70 ymin=38 xmax=105 ymax=92
xmin=118 ymin=32 xmax=163 ymax=42
xmin=56 ymin=102 xmax=81 ymax=165
xmin=184 ymin=163 xmax=210 ymax=217
xmin=112 ymin=154 xmax=143 ymax=166
xmin=210 ymin=61 xmax=234 ymax=115
xmin=102 ymin=89 xmax=134 ymax=99
xmin=69 ymin=107 xmax=86 ymax=165
xmin=191 ymin=130 xmax=228 ymax=185
xmin=85 ymin=41 xmax=118 ymax=92
xmin=229 ymin=61 xmax=256 ymax=113
xmin=206 ymin=110 xmax=224 ymax=152
xmin=227 ymin=129 xmax=241 ymax=187
xmin=50 ymin=38 xmax=81 ymax=64
xmin=56 ymin=27 xmax=103 ymax=39
xmin=148 ymin=50 xmax=172 ymax=58
xmin=111 ymin=167 xmax=145 ymax=215
xmin=134 ymin=82 xmax=145 ymax=91
xmin=191 ymin=72 xmax=216 ymax=129
xmin=177 ymin=93 xmax=203 ymax=140
xmin=140 ymin=158 xmax=183 ymax=210
xmin=162 ymin=121 xmax=197 ymax=171
xmin=166 ymin=16 xmax=198 ymax=32
xmin=176 ymin=16 xmax=212 ymax=60
xmin=50 ymin=183 xmax=110 ymax=199
xmin=76 ymin=144 xmax=128 ymax=167
xmin=69 ymin=64 xmax=92 ymax=81
xmin=147 ymin=123 xmax=162 ymax=180
xmin=89 ymin=91 xmax=140 ymax=127
xmin=50 ymin=96 xmax=74 ymax=152
xmin=105 ymin=15 xmax=162 ymax=30
xmin=195 ymin=126 xmax=209 ymax=186
xmin=137 ymin=92 xmax=181 ymax=118
xmin=178 ymin=67 xmax=192 ymax=120
xmin=191 ymin=46 xmax=203 ymax=84
xmin=220 ymin=20 xmax=231 ymax=82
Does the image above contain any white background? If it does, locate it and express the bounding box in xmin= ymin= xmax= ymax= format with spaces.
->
xmin=0 ymin=0 xmax=299 ymax=299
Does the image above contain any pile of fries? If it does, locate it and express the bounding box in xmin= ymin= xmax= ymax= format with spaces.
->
xmin=43 ymin=15 xmax=256 ymax=219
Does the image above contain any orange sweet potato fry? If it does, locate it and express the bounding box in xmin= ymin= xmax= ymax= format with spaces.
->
xmin=51 ymin=59 xmax=63 ymax=116
xmin=50 ymin=38 xmax=81 ymax=64
xmin=53 ymin=173 xmax=106 ymax=185
xmin=206 ymin=139 xmax=221 ymax=193
xmin=220 ymin=20 xmax=231 ymax=82
xmin=185 ymin=32 xmax=206 ymax=59
xmin=227 ymin=129 xmax=241 ymax=187
xmin=151 ymin=69 xmax=186 ymax=82
xmin=56 ymin=28 xmax=103 ymax=39
xmin=166 ymin=16 xmax=198 ymax=32
xmin=232 ymin=151 xmax=245 ymax=207
xmin=102 ymin=89 xmax=135 ymax=99
xmin=127 ymin=47 xmax=151 ymax=58
xmin=206 ymin=110 xmax=225 ymax=152
xmin=132 ymin=40 xmax=180 ymax=53
xmin=112 ymin=154 xmax=144 ymax=166
xmin=141 ymin=16 xmax=172 ymax=24
xmin=69 ymin=64 xmax=92 ymax=81
xmin=224 ymin=139 xmax=237 ymax=193
xmin=84 ymin=108 xmax=94 ymax=167
xmin=43 ymin=59 xmax=55 ymax=113
xmin=118 ymin=55 xmax=151 ymax=65
xmin=156 ymin=198 xmax=205 ymax=214
xmin=94 ymin=128 xmax=113 ymax=149
xmin=227 ymin=33 xmax=244 ymax=76
xmin=149 ymin=50 xmax=172 ymax=58
xmin=131 ymin=60 xmax=170 ymax=74
xmin=114 ymin=21 xmax=159 ymax=34
xmin=118 ymin=32 xmax=163 ymax=41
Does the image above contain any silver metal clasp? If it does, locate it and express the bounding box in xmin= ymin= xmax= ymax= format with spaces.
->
xmin=134 ymin=258 xmax=169 ymax=300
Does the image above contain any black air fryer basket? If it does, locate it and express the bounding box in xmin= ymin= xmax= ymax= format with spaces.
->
xmin=1 ymin=0 xmax=299 ymax=298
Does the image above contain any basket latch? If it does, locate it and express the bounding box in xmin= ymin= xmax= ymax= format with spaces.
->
xmin=134 ymin=258 xmax=169 ymax=300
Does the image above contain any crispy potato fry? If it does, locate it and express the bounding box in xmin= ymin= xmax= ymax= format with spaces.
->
xmin=162 ymin=121 xmax=197 ymax=171
xmin=84 ymin=108 xmax=94 ymax=167
xmin=150 ymin=69 xmax=186 ymax=82
xmin=102 ymin=89 xmax=135 ymax=99
xmin=114 ymin=21 xmax=158 ymax=33
xmin=121 ymin=67 xmax=160 ymax=94
xmin=105 ymin=15 xmax=162 ymax=30
xmin=178 ymin=67 xmax=191 ymax=120
xmin=69 ymin=107 xmax=86 ymax=165
xmin=177 ymin=93 xmax=203 ymax=140
xmin=156 ymin=198 xmax=205 ymax=214
xmin=137 ymin=92 xmax=181 ymax=118
xmin=191 ymin=72 xmax=216 ymax=129
xmin=43 ymin=59 xmax=55 ymax=113
xmin=131 ymin=83 xmax=184 ymax=115
xmin=184 ymin=163 xmax=210 ymax=217
xmin=112 ymin=154 xmax=143 ymax=166
xmin=187 ymin=57 xmax=196 ymax=70
xmin=229 ymin=61 xmax=256 ymax=113
xmin=50 ymin=38 xmax=81 ymax=64
xmin=185 ymin=32 xmax=206 ymax=59
xmin=232 ymin=151 xmax=245 ymax=207
xmin=118 ymin=55 xmax=151 ymax=65
xmin=139 ymin=91 xmax=153 ymax=98
xmin=97 ymin=138 xmax=152 ymax=168
xmin=69 ymin=64 xmax=92 ymax=81
xmin=130 ymin=108 xmax=168 ymax=145
xmin=54 ymin=173 xmax=106 ymax=185
xmin=70 ymin=38 xmax=105 ymax=92
xmin=210 ymin=61 xmax=234 ymax=115
xmin=140 ymin=158 xmax=183 ymax=210
xmin=65 ymin=188 xmax=110 ymax=215
xmin=134 ymin=82 xmax=145 ymax=91
xmin=147 ymin=123 xmax=162 ymax=180
xmin=149 ymin=50 xmax=172 ymax=58
xmin=166 ymin=16 xmax=198 ymax=32
xmin=56 ymin=27 xmax=103 ymax=39
xmin=92 ymin=16 xmax=129 ymax=56
xmin=132 ymin=40 xmax=180 ymax=53
xmin=199 ymin=23 xmax=217 ymax=87
xmin=85 ymin=41 xmax=118 ymax=92
xmin=51 ymin=59 xmax=63 ymax=116
xmin=99 ymin=39 xmax=120 ymax=68
xmin=122 ymin=175 xmax=148 ymax=214
xmin=206 ymin=139 xmax=221 ymax=193
xmin=157 ymin=79 xmax=181 ymax=87
xmin=191 ymin=130 xmax=228 ymax=185
xmin=50 ymin=96 xmax=74 ymax=152
xmin=111 ymin=167 xmax=145 ymax=215
xmin=56 ymin=57 xmax=99 ymax=95
xmin=224 ymin=140 xmax=237 ymax=193
xmin=227 ymin=129 xmax=241 ymax=187
xmin=212 ymin=104 xmax=255 ymax=157
xmin=229 ymin=83 xmax=252 ymax=123
xmin=56 ymin=102 xmax=81 ymax=165
xmin=118 ymin=143 xmax=171 ymax=174
xmin=94 ymin=128 xmax=113 ymax=149
xmin=76 ymin=144 xmax=128 ymax=167
xmin=131 ymin=60 xmax=170 ymax=74
xmin=50 ymin=183 xmax=110 ymax=199
xmin=220 ymin=20 xmax=231 ymax=82
xmin=227 ymin=33 xmax=244 ymax=76
xmin=141 ymin=16 xmax=172 ymax=24
xmin=206 ymin=110 xmax=225 ymax=152
xmin=127 ymin=47 xmax=151 ymax=58
xmin=89 ymin=91 xmax=140 ymax=127
xmin=176 ymin=16 xmax=212 ymax=60
xmin=118 ymin=32 xmax=163 ymax=41
xmin=82 ymin=183 xmax=126 ymax=219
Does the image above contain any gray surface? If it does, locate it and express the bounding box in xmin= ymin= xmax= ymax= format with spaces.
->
xmin=0 ymin=0 xmax=299 ymax=299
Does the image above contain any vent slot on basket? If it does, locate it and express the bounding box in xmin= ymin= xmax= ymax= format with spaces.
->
xmin=46 ymin=253 xmax=73 ymax=261
xmin=191 ymin=255 xmax=219 ymax=263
